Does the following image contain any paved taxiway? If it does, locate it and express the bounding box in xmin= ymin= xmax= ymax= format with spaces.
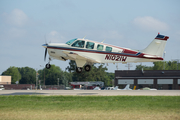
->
xmin=0 ymin=90 xmax=180 ymax=96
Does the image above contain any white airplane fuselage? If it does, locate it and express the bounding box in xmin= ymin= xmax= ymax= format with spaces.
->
xmin=42 ymin=34 xmax=169 ymax=72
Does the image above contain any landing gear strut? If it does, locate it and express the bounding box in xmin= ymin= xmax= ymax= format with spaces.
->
xmin=45 ymin=58 xmax=51 ymax=69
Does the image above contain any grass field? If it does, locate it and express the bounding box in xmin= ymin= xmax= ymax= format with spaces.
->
xmin=0 ymin=95 xmax=180 ymax=120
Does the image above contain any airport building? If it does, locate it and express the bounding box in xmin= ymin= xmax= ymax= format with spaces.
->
xmin=0 ymin=75 xmax=11 ymax=84
xmin=115 ymin=70 xmax=180 ymax=90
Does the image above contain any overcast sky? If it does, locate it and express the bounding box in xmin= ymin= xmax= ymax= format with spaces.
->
xmin=0 ymin=0 xmax=180 ymax=73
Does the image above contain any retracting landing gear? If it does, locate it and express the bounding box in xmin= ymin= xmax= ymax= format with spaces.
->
xmin=84 ymin=65 xmax=91 ymax=72
xmin=76 ymin=65 xmax=91 ymax=73
xmin=76 ymin=67 xmax=83 ymax=73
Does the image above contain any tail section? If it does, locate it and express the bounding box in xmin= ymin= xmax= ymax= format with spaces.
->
xmin=141 ymin=34 xmax=169 ymax=57
xmin=123 ymin=84 xmax=132 ymax=90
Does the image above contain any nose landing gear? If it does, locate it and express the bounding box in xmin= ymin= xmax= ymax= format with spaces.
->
xmin=45 ymin=58 xmax=51 ymax=69
xmin=46 ymin=63 xmax=51 ymax=69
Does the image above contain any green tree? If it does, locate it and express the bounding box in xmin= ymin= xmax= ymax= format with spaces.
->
xmin=63 ymin=71 xmax=73 ymax=87
xmin=1 ymin=66 xmax=21 ymax=84
xmin=43 ymin=65 xmax=63 ymax=85
xmin=135 ymin=61 xmax=180 ymax=70
xmin=106 ymin=72 xmax=115 ymax=86
xmin=18 ymin=67 xmax=36 ymax=84
xmin=66 ymin=61 xmax=112 ymax=86
xmin=19 ymin=74 xmax=35 ymax=84
xmin=135 ymin=64 xmax=153 ymax=70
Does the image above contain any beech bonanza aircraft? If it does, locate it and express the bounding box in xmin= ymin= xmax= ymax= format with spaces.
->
xmin=42 ymin=33 xmax=169 ymax=73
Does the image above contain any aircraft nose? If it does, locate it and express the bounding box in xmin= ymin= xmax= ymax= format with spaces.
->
xmin=42 ymin=44 xmax=48 ymax=48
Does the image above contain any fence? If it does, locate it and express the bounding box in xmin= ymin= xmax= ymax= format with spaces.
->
xmin=0 ymin=84 xmax=66 ymax=90
xmin=1 ymin=84 xmax=35 ymax=90
xmin=41 ymin=85 xmax=65 ymax=90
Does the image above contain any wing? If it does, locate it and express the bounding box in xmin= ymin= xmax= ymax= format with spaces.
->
xmin=62 ymin=51 xmax=100 ymax=63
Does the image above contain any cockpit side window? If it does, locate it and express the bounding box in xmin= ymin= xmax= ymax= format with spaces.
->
xmin=86 ymin=42 xmax=94 ymax=49
xmin=71 ymin=40 xmax=85 ymax=48
xmin=97 ymin=44 xmax=104 ymax=51
xmin=105 ymin=46 xmax=112 ymax=52
xmin=66 ymin=39 xmax=77 ymax=45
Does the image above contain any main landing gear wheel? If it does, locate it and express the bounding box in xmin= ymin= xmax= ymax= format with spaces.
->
xmin=76 ymin=67 xmax=83 ymax=73
xmin=84 ymin=65 xmax=91 ymax=72
xmin=46 ymin=64 xmax=51 ymax=69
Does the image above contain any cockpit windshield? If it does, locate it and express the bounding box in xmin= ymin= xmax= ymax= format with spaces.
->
xmin=65 ymin=38 xmax=77 ymax=45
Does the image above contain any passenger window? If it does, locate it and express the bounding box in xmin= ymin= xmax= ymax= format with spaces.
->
xmin=86 ymin=42 xmax=94 ymax=49
xmin=105 ymin=46 xmax=112 ymax=52
xmin=97 ymin=44 xmax=104 ymax=51
xmin=71 ymin=40 xmax=85 ymax=48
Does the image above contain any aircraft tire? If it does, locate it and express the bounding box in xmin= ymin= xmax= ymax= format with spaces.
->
xmin=84 ymin=65 xmax=91 ymax=72
xmin=76 ymin=67 xmax=83 ymax=73
xmin=46 ymin=64 xmax=51 ymax=69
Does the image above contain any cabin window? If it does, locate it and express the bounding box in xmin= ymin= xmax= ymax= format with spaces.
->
xmin=86 ymin=42 xmax=94 ymax=49
xmin=71 ymin=40 xmax=85 ymax=48
xmin=105 ymin=46 xmax=112 ymax=52
xmin=97 ymin=44 xmax=104 ymax=51
xmin=66 ymin=38 xmax=77 ymax=45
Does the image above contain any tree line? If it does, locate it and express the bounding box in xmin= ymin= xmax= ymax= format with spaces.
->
xmin=2 ymin=60 xmax=179 ymax=86
xmin=135 ymin=61 xmax=180 ymax=70
xmin=1 ymin=60 xmax=114 ymax=86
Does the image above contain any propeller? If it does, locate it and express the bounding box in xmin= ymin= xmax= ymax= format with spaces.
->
xmin=43 ymin=34 xmax=48 ymax=61
xmin=44 ymin=46 xmax=47 ymax=61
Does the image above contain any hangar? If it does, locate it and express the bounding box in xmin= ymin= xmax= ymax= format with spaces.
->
xmin=115 ymin=70 xmax=180 ymax=90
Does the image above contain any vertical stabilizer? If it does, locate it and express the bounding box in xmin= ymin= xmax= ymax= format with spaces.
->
xmin=141 ymin=34 xmax=169 ymax=57
xmin=123 ymin=84 xmax=132 ymax=90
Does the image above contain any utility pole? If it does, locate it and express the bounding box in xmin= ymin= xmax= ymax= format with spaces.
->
xmin=116 ymin=63 xmax=118 ymax=70
xmin=125 ymin=63 xmax=133 ymax=70
xmin=163 ymin=51 xmax=166 ymax=70
xmin=57 ymin=78 xmax=59 ymax=86
xmin=44 ymin=68 xmax=45 ymax=85
xmin=36 ymin=69 xmax=38 ymax=90
xmin=40 ymin=65 xmax=45 ymax=86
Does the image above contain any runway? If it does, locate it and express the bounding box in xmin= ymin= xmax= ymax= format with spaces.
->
xmin=0 ymin=90 xmax=180 ymax=96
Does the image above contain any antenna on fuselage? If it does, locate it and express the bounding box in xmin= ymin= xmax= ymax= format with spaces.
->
xmin=101 ymin=39 xmax=105 ymax=43
xmin=83 ymin=35 xmax=86 ymax=39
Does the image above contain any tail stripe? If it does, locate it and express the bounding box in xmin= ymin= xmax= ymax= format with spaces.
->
xmin=155 ymin=34 xmax=169 ymax=41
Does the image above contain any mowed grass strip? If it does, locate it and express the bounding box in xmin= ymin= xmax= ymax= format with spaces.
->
xmin=0 ymin=95 xmax=180 ymax=120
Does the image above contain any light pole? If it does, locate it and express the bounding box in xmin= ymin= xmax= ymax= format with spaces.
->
xmin=40 ymin=65 xmax=45 ymax=85
xmin=163 ymin=51 xmax=166 ymax=70
xmin=36 ymin=69 xmax=38 ymax=90
xmin=57 ymin=78 xmax=59 ymax=86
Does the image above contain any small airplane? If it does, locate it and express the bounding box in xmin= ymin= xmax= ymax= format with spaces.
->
xmin=42 ymin=33 xmax=169 ymax=73
xmin=138 ymin=87 xmax=157 ymax=90
xmin=103 ymin=84 xmax=132 ymax=90
xmin=113 ymin=84 xmax=132 ymax=90
xmin=93 ymin=86 xmax=101 ymax=90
